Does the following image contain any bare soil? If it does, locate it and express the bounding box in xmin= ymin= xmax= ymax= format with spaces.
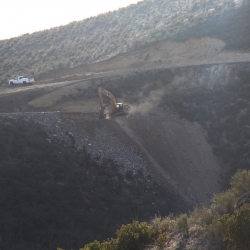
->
xmin=1 ymin=40 xmax=250 ymax=248
xmin=0 ymin=71 xmax=220 ymax=205
xmin=38 ymin=37 xmax=250 ymax=83
xmin=116 ymin=108 xmax=220 ymax=204
xmin=0 ymin=117 xmax=186 ymax=249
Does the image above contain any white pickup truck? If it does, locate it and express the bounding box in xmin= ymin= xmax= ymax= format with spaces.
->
xmin=9 ymin=76 xmax=35 ymax=86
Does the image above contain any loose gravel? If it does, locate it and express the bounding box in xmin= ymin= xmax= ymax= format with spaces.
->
xmin=0 ymin=112 xmax=148 ymax=178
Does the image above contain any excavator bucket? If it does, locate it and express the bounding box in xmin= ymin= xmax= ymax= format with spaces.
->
xmin=98 ymin=88 xmax=130 ymax=118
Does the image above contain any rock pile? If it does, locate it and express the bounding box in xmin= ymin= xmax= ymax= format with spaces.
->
xmin=0 ymin=112 xmax=148 ymax=178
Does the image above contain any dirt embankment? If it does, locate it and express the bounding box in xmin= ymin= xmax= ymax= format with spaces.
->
xmin=116 ymin=108 xmax=220 ymax=204
xmin=0 ymin=115 xmax=188 ymax=249
xmin=0 ymin=71 xmax=221 ymax=205
xmin=39 ymin=37 xmax=250 ymax=82
xmin=0 ymin=110 xmax=219 ymax=205
xmin=4 ymin=60 xmax=249 ymax=206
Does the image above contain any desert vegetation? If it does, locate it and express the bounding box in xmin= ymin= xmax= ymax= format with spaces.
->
xmin=62 ymin=169 xmax=250 ymax=250
xmin=0 ymin=0 xmax=248 ymax=85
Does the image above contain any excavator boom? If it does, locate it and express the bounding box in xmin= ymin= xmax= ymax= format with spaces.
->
xmin=98 ymin=88 xmax=106 ymax=118
xmin=98 ymin=88 xmax=130 ymax=118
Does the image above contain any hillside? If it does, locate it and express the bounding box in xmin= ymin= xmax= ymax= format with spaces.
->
xmin=39 ymin=37 xmax=250 ymax=82
xmin=0 ymin=115 xmax=189 ymax=249
xmin=1 ymin=61 xmax=250 ymax=248
xmin=0 ymin=0 xmax=249 ymax=85
xmin=2 ymin=61 xmax=250 ymax=187
xmin=1 ymin=0 xmax=250 ymax=249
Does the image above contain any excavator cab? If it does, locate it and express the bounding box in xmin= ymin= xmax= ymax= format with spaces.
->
xmin=116 ymin=103 xmax=124 ymax=113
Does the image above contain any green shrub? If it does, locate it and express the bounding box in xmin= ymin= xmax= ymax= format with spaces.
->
xmin=81 ymin=240 xmax=101 ymax=250
xmin=176 ymin=214 xmax=189 ymax=234
xmin=188 ymin=207 xmax=201 ymax=226
xmin=116 ymin=221 xmax=153 ymax=250
xmin=189 ymin=206 xmax=213 ymax=227
xmin=80 ymin=221 xmax=160 ymax=250
xmin=203 ymin=216 xmax=224 ymax=245
xmin=153 ymin=230 xmax=169 ymax=247
xmin=150 ymin=214 xmax=176 ymax=233
xmin=220 ymin=204 xmax=250 ymax=250
xmin=100 ymin=238 xmax=118 ymax=250
xmin=230 ymin=169 xmax=250 ymax=195
xmin=78 ymin=170 xmax=250 ymax=250
xmin=212 ymin=190 xmax=237 ymax=215
xmin=80 ymin=239 xmax=118 ymax=250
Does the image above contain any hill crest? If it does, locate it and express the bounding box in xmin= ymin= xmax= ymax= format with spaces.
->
xmin=1 ymin=0 xmax=249 ymax=85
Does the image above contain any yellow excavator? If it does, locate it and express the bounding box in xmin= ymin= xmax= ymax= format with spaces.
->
xmin=98 ymin=88 xmax=130 ymax=118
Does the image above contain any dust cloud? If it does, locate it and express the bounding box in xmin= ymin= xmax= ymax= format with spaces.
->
xmin=130 ymin=87 xmax=165 ymax=115
xmin=129 ymin=76 xmax=186 ymax=115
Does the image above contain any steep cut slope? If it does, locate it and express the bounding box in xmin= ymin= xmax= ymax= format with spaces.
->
xmin=0 ymin=109 xmax=219 ymax=207
xmin=1 ymin=60 xmax=250 ymax=248
xmin=39 ymin=37 xmax=250 ymax=82
xmin=0 ymin=116 xmax=186 ymax=250
xmin=116 ymin=110 xmax=220 ymax=204
xmin=24 ymin=61 xmax=250 ymax=189
xmin=0 ymin=68 xmax=221 ymax=204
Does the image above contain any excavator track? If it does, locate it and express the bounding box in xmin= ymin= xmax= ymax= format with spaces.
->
xmin=98 ymin=87 xmax=130 ymax=118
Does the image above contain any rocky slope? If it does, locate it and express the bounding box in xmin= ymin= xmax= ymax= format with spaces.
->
xmin=0 ymin=116 xmax=187 ymax=250
xmin=1 ymin=59 xmax=250 ymax=249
